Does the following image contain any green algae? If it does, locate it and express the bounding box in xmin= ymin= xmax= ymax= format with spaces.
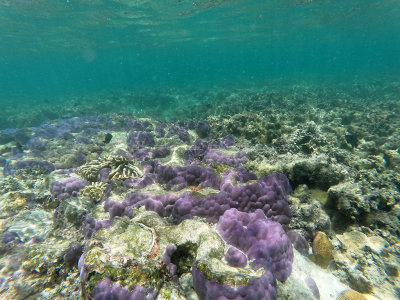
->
xmin=170 ymin=242 xmax=198 ymax=276
xmin=209 ymin=162 xmax=233 ymax=178
xmin=310 ymin=188 xmax=329 ymax=206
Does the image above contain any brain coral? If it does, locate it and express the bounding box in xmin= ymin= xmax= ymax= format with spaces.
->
xmin=217 ymin=208 xmax=293 ymax=282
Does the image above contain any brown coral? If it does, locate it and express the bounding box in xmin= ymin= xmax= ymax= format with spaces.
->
xmin=336 ymin=289 xmax=367 ymax=300
xmin=311 ymin=231 xmax=334 ymax=268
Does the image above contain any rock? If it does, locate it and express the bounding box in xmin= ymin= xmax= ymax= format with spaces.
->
xmin=327 ymin=182 xmax=370 ymax=221
xmin=384 ymin=262 xmax=399 ymax=277
xmin=289 ymin=185 xmax=331 ymax=240
xmin=334 ymin=229 xmax=392 ymax=294
xmin=337 ymin=231 xmax=389 ymax=255
xmin=383 ymin=149 xmax=400 ymax=171
xmin=6 ymin=210 xmax=53 ymax=242
xmin=286 ymin=157 xmax=345 ymax=190
xmin=348 ymin=270 xmax=373 ymax=293
xmin=277 ymin=249 xmax=349 ymax=300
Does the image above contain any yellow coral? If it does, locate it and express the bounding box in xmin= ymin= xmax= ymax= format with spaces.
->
xmin=337 ymin=289 xmax=367 ymax=300
xmin=77 ymin=155 xmax=143 ymax=182
xmin=80 ymin=182 xmax=108 ymax=203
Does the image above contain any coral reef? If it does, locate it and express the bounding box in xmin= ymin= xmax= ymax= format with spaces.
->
xmin=103 ymin=170 xmax=291 ymax=225
xmin=0 ymin=82 xmax=399 ymax=299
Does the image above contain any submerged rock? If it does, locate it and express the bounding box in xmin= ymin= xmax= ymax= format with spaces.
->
xmin=327 ymin=182 xmax=370 ymax=221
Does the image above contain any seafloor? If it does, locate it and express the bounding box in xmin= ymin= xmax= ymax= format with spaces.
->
xmin=0 ymin=82 xmax=399 ymax=300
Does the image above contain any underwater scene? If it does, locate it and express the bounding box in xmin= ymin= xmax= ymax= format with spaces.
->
xmin=0 ymin=0 xmax=400 ymax=299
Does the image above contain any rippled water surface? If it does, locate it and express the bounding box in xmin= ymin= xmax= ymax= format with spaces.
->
xmin=1 ymin=0 xmax=399 ymax=111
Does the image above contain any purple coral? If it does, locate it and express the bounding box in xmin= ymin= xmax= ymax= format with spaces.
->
xmin=51 ymin=177 xmax=88 ymax=200
xmin=74 ymin=152 xmax=87 ymax=166
xmin=184 ymin=137 xmax=238 ymax=164
xmin=162 ymin=244 xmax=178 ymax=276
xmin=287 ymin=230 xmax=309 ymax=256
xmin=131 ymin=147 xmax=170 ymax=161
xmin=195 ymin=120 xmax=211 ymax=138
xmin=203 ymin=150 xmax=247 ymax=167
xmin=221 ymin=135 xmax=235 ymax=147
xmin=184 ymin=139 xmax=209 ymax=162
xmin=33 ymin=123 xmax=70 ymax=140
xmin=83 ymin=217 xmax=111 ymax=239
xmin=64 ymin=243 xmax=83 ymax=270
xmin=105 ymin=193 xmax=180 ymax=219
xmin=4 ymin=159 xmax=55 ymax=176
xmin=105 ymin=167 xmax=291 ymax=226
xmin=167 ymin=124 xmax=190 ymax=143
xmin=127 ymin=131 xmax=155 ymax=149
xmin=218 ymin=172 xmax=292 ymax=225
xmin=97 ymin=168 xmax=111 ymax=183
xmin=27 ymin=137 xmax=47 ymax=151
xmin=0 ymin=128 xmax=30 ymax=144
xmin=155 ymin=124 xmax=166 ymax=137
xmin=155 ymin=164 xmax=220 ymax=190
xmin=151 ymin=147 xmax=171 ymax=159
xmin=123 ymin=174 xmax=155 ymax=190
xmin=225 ymin=247 xmax=247 ymax=268
xmin=92 ymin=278 xmax=157 ymax=300
xmin=217 ymin=208 xmax=293 ymax=282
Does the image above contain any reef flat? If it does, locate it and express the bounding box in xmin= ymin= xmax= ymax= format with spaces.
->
xmin=0 ymin=83 xmax=399 ymax=299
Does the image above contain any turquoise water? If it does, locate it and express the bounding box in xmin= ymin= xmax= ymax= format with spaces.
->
xmin=0 ymin=0 xmax=400 ymax=122
xmin=1 ymin=2 xmax=400 ymax=299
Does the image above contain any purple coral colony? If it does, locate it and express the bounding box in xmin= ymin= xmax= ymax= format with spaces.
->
xmin=0 ymin=115 xmax=295 ymax=300
xmin=1 ymin=110 xmax=399 ymax=300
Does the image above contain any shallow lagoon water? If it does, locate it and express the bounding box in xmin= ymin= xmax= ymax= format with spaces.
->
xmin=0 ymin=1 xmax=399 ymax=299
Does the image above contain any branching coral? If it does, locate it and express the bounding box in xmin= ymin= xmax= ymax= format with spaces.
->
xmin=80 ymin=182 xmax=108 ymax=203
xmin=76 ymin=155 xmax=143 ymax=182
